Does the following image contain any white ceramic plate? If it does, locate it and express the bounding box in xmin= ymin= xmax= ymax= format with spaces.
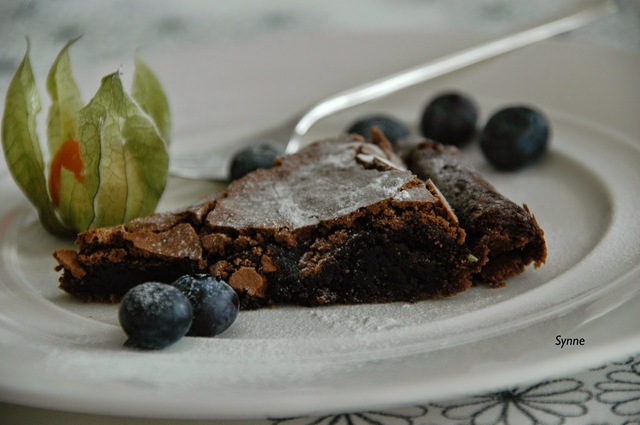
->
xmin=0 ymin=32 xmax=639 ymax=420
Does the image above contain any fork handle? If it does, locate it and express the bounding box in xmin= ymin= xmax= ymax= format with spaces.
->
xmin=286 ymin=0 xmax=617 ymax=153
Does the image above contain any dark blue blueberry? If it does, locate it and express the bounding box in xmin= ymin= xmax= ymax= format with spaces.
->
xmin=118 ymin=282 xmax=193 ymax=350
xmin=420 ymin=91 xmax=478 ymax=146
xmin=480 ymin=106 xmax=550 ymax=171
xmin=346 ymin=114 xmax=410 ymax=147
xmin=229 ymin=143 xmax=283 ymax=181
xmin=171 ymin=274 xmax=239 ymax=337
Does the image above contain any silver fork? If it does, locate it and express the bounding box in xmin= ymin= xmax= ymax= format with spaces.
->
xmin=169 ymin=0 xmax=616 ymax=181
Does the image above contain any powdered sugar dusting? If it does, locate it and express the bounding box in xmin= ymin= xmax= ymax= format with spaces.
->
xmin=307 ymin=309 xmax=406 ymax=332
xmin=123 ymin=282 xmax=182 ymax=317
xmin=125 ymin=223 xmax=202 ymax=260
xmin=207 ymin=141 xmax=432 ymax=229
xmin=393 ymin=186 xmax=427 ymax=202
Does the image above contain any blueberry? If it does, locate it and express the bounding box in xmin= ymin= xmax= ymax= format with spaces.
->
xmin=229 ymin=143 xmax=283 ymax=181
xmin=171 ymin=274 xmax=239 ymax=337
xmin=420 ymin=91 xmax=478 ymax=146
xmin=480 ymin=106 xmax=550 ymax=171
xmin=346 ymin=114 xmax=410 ymax=147
xmin=118 ymin=282 xmax=193 ymax=350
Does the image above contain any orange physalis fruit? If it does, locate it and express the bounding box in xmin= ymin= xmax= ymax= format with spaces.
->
xmin=48 ymin=139 xmax=84 ymax=206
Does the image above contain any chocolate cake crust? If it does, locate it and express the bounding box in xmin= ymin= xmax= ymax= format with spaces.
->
xmin=406 ymin=140 xmax=547 ymax=286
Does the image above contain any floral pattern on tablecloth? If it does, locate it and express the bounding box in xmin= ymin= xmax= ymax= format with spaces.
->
xmin=267 ymin=353 xmax=640 ymax=425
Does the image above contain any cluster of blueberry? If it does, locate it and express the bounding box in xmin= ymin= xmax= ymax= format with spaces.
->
xmin=228 ymin=90 xmax=550 ymax=182
xmin=119 ymin=274 xmax=239 ymax=350
xmin=348 ymin=91 xmax=550 ymax=171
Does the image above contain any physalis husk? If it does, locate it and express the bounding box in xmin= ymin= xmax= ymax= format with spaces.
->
xmin=1 ymin=37 xmax=171 ymax=237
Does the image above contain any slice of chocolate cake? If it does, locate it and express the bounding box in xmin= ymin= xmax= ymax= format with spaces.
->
xmin=54 ymin=135 xmax=480 ymax=309
xmin=406 ymin=140 xmax=547 ymax=286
